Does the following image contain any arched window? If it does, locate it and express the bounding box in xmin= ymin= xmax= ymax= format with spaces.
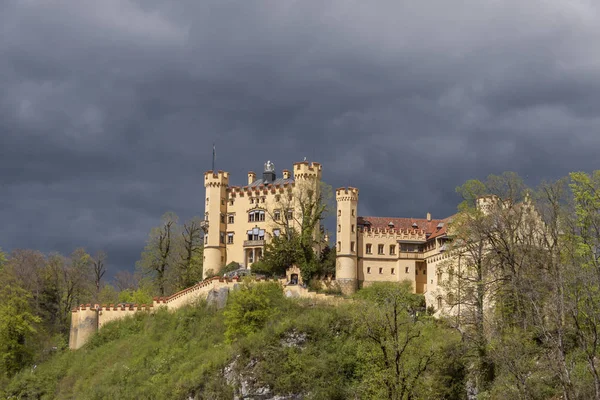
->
xmin=248 ymin=210 xmax=265 ymax=222
xmin=437 ymin=296 xmax=443 ymax=310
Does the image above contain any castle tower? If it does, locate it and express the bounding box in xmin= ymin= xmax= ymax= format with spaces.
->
xmin=293 ymin=161 xmax=322 ymax=183
xmin=203 ymin=170 xmax=229 ymax=278
xmin=335 ymin=187 xmax=359 ymax=295
xmin=293 ymin=161 xmax=323 ymax=243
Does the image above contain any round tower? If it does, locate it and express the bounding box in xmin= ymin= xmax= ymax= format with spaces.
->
xmin=335 ymin=187 xmax=359 ymax=295
xmin=203 ymin=170 xmax=229 ymax=279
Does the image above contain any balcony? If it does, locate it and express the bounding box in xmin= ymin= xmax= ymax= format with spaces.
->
xmin=244 ymin=240 xmax=265 ymax=247
xmin=199 ymin=220 xmax=209 ymax=232
xmin=398 ymin=251 xmax=424 ymax=260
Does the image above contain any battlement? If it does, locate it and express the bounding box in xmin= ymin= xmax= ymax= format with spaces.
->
xmin=362 ymin=227 xmax=427 ymax=241
xmin=336 ymin=187 xmax=359 ymax=201
xmin=227 ymin=181 xmax=294 ymax=196
xmin=204 ymin=170 xmax=230 ymax=187
xmin=293 ymin=161 xmax=322 ymax=180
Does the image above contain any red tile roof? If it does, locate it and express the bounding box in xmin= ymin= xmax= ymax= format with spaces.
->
xmin=358 ymin=216 xmax=453 ymax=240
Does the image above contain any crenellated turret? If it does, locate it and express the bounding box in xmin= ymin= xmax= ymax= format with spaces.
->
xmin=203 ymin=170 xmax=229 ymax=278
xmin=335 ymin=187 xmax=359 ymax=295
xmin=293 ymin=161 xmax=322 ymax=181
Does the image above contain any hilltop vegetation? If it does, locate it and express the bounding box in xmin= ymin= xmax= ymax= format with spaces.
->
xmin=2 ymin=281 xmax=464 ymax=400
xmin=3 ymin=170 xmax=600 ymax=399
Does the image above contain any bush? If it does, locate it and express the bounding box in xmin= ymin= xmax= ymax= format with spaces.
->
xmin=223 ymin=281 xmax=287 ymax=342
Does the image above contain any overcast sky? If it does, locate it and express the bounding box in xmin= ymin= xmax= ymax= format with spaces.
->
xmin=1 ymin=0 xmax=599 ymax=276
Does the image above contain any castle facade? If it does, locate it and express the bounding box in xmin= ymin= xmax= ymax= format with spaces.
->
xmin=202 ymin=160 xmax=322 ymax=278
xmin=203 ymin=160 xmax=454 ymax=308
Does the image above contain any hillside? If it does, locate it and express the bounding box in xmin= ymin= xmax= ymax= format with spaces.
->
xmin=2 ymin=281 xmax=465 ymax=400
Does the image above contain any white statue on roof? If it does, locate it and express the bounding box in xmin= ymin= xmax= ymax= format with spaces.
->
xmin=264 ymin=160 xmax=275 ymax=172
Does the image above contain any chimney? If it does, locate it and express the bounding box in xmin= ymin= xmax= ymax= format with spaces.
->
xmin=426 ymin=212 xmax=431 ymax=221
xmin=248 ymin=171 xmax=256 ymax=185
xmin=282 ymin=169 xmax=291 ymax=180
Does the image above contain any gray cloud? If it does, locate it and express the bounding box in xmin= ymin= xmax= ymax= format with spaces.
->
xmin=1 ymin=0 xmax=600 ymax=275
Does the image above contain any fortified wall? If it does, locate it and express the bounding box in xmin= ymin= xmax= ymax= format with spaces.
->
xmin=69 ymin=276 xmax=340 ymax=350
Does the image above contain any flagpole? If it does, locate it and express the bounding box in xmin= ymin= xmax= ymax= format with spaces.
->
xmin=212 ymin=142 xmax=215 ymax=171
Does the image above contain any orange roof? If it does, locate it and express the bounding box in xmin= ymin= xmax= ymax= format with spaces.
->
xmin=358 ymin=215 xmax=453 ymax=240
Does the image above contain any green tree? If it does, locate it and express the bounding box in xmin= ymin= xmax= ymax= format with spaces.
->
xmin=0 ymin=248 xmax=6 ymax=271
xmin=568 ymin=171 xmax=600 ymax=399
xmin=118 ymin=287 xmax=154 ymax=305
xmin=254 ymin=233 xmax=302 ymax=277
xmin=353 ymin=282 xmax=437 ymax=400
xmin=0 ymin=284 xmax=41 ymax=377
xmin=97 ymin=284 xmax=120 ymax=305
xmin=266 ymin=181 xmax=333 ymax=282
xmin=223 ymin=281 xmax=285 ymax=342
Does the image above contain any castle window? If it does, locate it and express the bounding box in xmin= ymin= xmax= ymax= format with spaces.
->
xmin=220 ymin=232 xmax=225 ymax=244
xmin=351 ymin=242 xmax=355 ymax=252
xmin=437 ymin=296 xmax=443 ymax=310
xmin=206 ymin=197 xmax=209 ymax=205
xmin=287 ymin=209 xmax=293 ymax=220
xmin=338 ymin=224 xmax=341 ymax=233
xmin=250 ymin=198 xmax=254 ymax=204
xmin=338 ymin=210 xmax=341 ymax=216
xmin=247 ymin=228 xmax=265 ymax=241
xmin=204 ymin=235 xmax=208 ymax=244
xmin=366 ymin=244 xmax=372 ymax=254
xmin=229 ymin=199 xmax=234 ymax=206
xmin=227 ymin=233 xmax=234 ymax=244
xmin=367 ymin=267 xmax=371 ymax=274
xmin=248 ymin=210 xmax=265 ymax=222
xmin=391 ymin=268 xmax=395 ymax=275
xmin=228 ymin=215 xmax=235 ymax=224
xmin=447 ymin=293 xmax=455 ymax=305
xmin=352 ymin=209 xmax=355 ymax=216
xmin=379 ymin=268 xmax=383 ymax=274
xmin=378 ymin=244 xmax=384 ymax=255
xmin=276 ymin=194 xmax=281 ymax=202
xmin=405 ymin=267 xmax=409 ymax=273
xmin=261 ymin=197 xmax=265 ymax=203
xmin=220 ymin=214 xmax=225 ymax=224
xmin=437 ymin=271 xmax=442 ymax=284
xmin=337 ymin=242 xmax=341 ymax=252
xmin=274 ymin=210 xmax=281 ymax=220
xmin=351 ymin=224 xmax=355 ymax=233
xmin=389 ymin=245 xmax=396 ymax=255
xmin=221 ymin=198 xmax=225 ymax=205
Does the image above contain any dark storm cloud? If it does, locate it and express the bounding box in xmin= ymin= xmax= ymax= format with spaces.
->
xmin=1 ymin=0 xmax=600 ymax=274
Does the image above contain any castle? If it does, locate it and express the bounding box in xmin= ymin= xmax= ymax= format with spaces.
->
xmin=202 ymin=160 xmax=454 ymax=306
xmin=70 ymin=159 xmax=457 ymax=349
xmin=69 ymin=159 xmax=545 ymax=350
xmin=201 ymin=160 xmax=322 ymax=277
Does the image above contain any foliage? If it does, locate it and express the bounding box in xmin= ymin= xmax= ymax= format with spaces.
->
xmin=0 ymin=284 xmax=41 ymax=377
xmin=223 ymin=281 xmax=286 ymax=342
xmin=0 ymin=247 xmax=6 ymax=271
xmin=353 ymin=282 xmax=438 ymax=399
xmin=255 ymin=232 xmax=302 ymax=277
xmin=221 ymin=261 xmax=242 ymax=275
xmin=118 ymin=287 xmax=154 ymax=305
xmin=265 ymin=180 xmax=333 ymax=282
